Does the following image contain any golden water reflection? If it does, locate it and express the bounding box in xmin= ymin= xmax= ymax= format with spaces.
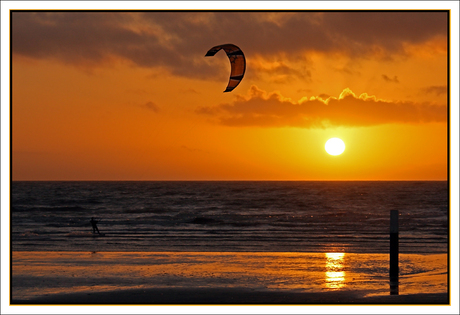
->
xmin=12 ymin=251 xmax=449 ymax=301
xmin=325 ymin=253 xmax=345 ymax=289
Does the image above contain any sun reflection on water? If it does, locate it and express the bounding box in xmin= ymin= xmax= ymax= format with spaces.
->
xmin=325 ymin=252 xmax=345 ymax=289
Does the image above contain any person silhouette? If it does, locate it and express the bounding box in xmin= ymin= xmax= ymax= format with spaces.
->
xmin=90 ymin=217 xmax=100 ymax=234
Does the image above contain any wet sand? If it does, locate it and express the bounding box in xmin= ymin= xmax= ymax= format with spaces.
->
xmin=11 ymin=251 xmax=449 ymax=305
xmin=11 ymin=287 xmax=449 ymax=305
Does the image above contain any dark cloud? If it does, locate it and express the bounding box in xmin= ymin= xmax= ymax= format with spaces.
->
xmin=196 ymin=86 xmax=447 ymax=128
xmin=382 ymin=75 xmax=399 ymax=83
xmin=322 ymin=12 xmax=448 ymax=54
xmin=12 ymin=11 xmax=448 ymax=78
xmin=252 ymin=60 xmax=312 ymax=83
xmin=422 ymin=85 xmax=448 ymax=96
xmin=143 ymin=101 xmax=159 ymax=112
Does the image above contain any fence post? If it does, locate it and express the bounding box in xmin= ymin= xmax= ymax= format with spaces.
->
xmin=390 ymin=210 xmax=399 ymax=295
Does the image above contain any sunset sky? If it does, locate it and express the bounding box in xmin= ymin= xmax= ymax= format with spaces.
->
xmin=9 ymin=9 xmax=452 ymax=181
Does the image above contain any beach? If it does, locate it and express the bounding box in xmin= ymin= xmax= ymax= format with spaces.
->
xmin=11 ymin=287 xmax=449 ymax=305
xmin=11 ymin=251 xmax=449 ymax=305
xmin=9 ymin=182 xmax=450 ymax=308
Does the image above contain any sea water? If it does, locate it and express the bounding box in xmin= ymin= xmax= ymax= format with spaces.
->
xmin=11 ymin=181 xmax=449 ymax=254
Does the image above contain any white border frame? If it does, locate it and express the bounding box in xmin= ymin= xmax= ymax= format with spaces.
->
xmin=2 ymin=2 xmax=458 ymax=314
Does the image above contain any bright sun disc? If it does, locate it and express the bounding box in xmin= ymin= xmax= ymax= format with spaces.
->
xmin=325 ymin=138 xmax=345 ymax=156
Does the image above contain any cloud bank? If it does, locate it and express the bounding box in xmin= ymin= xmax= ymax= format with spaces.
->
xmin=196 ymin=86 xmax=447 ymax=128
xmin=12 ymin=11 xmax=448 ymax=79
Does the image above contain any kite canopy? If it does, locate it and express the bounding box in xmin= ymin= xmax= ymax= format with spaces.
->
xmin=205 ymin=44 xmax=246 ymax=92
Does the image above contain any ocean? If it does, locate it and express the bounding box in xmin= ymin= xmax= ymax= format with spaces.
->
xmin=11 ymin=181 xmax=449 ymax=254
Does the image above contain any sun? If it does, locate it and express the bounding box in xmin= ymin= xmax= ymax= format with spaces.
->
xmin=325 ymin=138 xmax=345 ymax=156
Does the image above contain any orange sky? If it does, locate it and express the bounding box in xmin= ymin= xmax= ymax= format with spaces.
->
xmin=11 ymin=10 xmax=450 ymax=180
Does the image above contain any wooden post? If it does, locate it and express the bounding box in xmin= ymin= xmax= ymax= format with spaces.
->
xmin=390 ymin=210 xmax=399 ymax=295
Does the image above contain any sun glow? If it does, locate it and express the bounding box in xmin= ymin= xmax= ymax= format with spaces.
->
xmin=325 ymin=138 xmax=345 ymax=156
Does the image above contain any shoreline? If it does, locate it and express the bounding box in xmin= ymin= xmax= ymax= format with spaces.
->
xmin=11 ymin=251 xmax=449 ymax=305
xmin=11 ymin=287 xmax=449 ymax=305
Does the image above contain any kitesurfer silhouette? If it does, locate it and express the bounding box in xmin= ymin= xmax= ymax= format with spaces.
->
xmin=90 ymin=217 xmax=100 ymax=234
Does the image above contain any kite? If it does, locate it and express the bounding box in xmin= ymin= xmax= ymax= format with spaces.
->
xmin=205 ymin=44 xmax=246 ymax=92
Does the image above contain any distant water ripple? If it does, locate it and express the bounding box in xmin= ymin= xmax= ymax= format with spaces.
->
xmin=11 ymin=181 xmax=448 ymax=253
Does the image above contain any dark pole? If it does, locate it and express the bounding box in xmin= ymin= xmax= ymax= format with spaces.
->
xmin=390 ymin=210 xmax=399 ymax=295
